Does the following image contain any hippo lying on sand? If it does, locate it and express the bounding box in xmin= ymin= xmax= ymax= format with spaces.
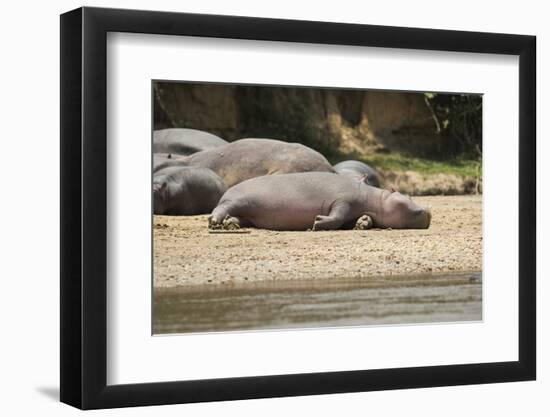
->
xmin=153 ymin=166 xmax=226 ymax=215
xmin=153 ymin=128 xmax=227 ymax=156
xmin=154 ymin=138 xmax=336 ymax=187
xmin=153 ymin=153 xmax=180 ymax=171
xmin=209 ymin=172 xmax=431 ymax=231
xmin=333 ymin=160 xmax=381 ymax=187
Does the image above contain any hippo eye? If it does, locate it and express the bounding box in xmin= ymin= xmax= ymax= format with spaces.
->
xmin=393 ymin=199 xmax=408 ymax=208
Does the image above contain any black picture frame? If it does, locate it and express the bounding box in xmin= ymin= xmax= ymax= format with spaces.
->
xmin=60 ymin=6 xmax=536 ymax=410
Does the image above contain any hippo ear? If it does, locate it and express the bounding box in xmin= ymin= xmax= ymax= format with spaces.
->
xmin=167 ymin=153 xmax=172 ymax=159
xmin=388 ymin=187 xmax=396 ymax=193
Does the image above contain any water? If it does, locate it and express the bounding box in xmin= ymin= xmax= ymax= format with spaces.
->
xmin=153 ymin=272 xmax=482 ymax=334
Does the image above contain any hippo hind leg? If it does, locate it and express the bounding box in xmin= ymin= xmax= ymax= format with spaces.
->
xmin=208 ymin=204 xmax=230 ymax=229
xmin=208 ymin=204 xmax=250 ymax=230
xmin=208 ymin=215 xmax=248 ymax=230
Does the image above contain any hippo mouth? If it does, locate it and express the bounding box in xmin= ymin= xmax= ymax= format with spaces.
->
xmin=413 ymin=208 xmax=431 ymax=229
xmin=393 ymin=208 xmax=432 ymax=229
xmin=422 ymin=209 xmax=432 ymax=229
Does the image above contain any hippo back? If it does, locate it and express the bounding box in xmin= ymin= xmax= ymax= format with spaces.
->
xmin=153 ymin=166 xmax=227 ymax=215
xmin=153 ymin=128 xmax=227 ymax=156
xmin=333 ymin=160 xmax=381 ymax=187
xmin=153 ymin=152 xmax=192 ymax=172
xmin=185 ymin=138 xmax=336 ymax=187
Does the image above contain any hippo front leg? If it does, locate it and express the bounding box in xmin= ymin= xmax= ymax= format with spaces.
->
xmin=354 ymin=214 xmax=374 ymax=230
xmin=312 ymin=202 xmax=350 ymax=231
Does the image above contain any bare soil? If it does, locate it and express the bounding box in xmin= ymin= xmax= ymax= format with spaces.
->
xmin=153 ymin=195 xmax=482 ymax=288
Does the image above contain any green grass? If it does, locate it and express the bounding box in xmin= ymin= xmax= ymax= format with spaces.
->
xmin=331 ymin=152 xmax=482 ymax=178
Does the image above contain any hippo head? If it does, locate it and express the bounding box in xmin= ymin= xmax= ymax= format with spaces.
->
xmin=378 ymin=190 xmax=431 ymax=229
xmin=152 ymin=181 xmax=168 ymax=215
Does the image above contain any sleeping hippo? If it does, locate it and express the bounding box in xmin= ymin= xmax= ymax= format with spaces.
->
xmin=209 ymin=172 xmax=431 ymax=231
xmin=153 ymin=166 xmax=227 ymax=215
xmin=154 ymin=138 xmax=336 ymax=187
xmin=333 ymin=160 xmax=381 ymax=187
xmin=153 ymin=128 xmax=227 ymax=156
xmin=154 ymin=153 xmax=178 ymax=171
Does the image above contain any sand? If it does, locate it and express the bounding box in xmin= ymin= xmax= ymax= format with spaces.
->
xmin=153 ymin=195 xmax=482 ymax=287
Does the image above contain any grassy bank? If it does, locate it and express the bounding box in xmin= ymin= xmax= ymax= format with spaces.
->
xmin=331 ymin=151 xmax=481 ymax=178
xmin=365 ymin=153 xmax=481 ymax=178
xmin=328 ymin=151 xmax=482 ymax=195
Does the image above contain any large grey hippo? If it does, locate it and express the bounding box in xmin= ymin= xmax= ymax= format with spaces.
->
xmin=154 ymin=138 xmax=336 ymax=187
xmin=154 ymin=153 xmax=178 ymax=171
xmin=153 ymin=128 xmax=227 ymax=156
xmin=153 ymin=166 xmax=227 ymax=215
xmin=209 ymin=172 xmax=431 ymax=231
xmin=333 ymin=160 xmax=381 ymax=187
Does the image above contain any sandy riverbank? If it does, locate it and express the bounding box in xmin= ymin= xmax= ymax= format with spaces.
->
xmin=153 ymin=195 xmax=482 ymax=287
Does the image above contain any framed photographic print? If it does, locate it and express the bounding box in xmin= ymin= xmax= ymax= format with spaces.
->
xmin=60 ymin=6 xmax=536 ymax=409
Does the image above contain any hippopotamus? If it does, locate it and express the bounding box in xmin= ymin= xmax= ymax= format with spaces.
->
xmin=333 ymin=160 xmax=381 ymax=187
xmin=153 ymin=166 xmax=227 ymax=215
xmin=153 ymin=138 xmax=336 ymax=187
xmin=153 ymin=153 xmax=177 ymax=171
xmin=209 ymin=172 xmax=431 ymax=231
xmin=153 ymin=128 xmax=227 ymax=156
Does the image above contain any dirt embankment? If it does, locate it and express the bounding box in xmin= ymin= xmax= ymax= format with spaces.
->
xmin=153 ymin=195 xmax=482 ymax=288
xmin=380 ymin=170 xmax=482 ymax=196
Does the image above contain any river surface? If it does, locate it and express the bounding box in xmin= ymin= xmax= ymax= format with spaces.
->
xmin=153 ymin=272 xmax=482 ymax=334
